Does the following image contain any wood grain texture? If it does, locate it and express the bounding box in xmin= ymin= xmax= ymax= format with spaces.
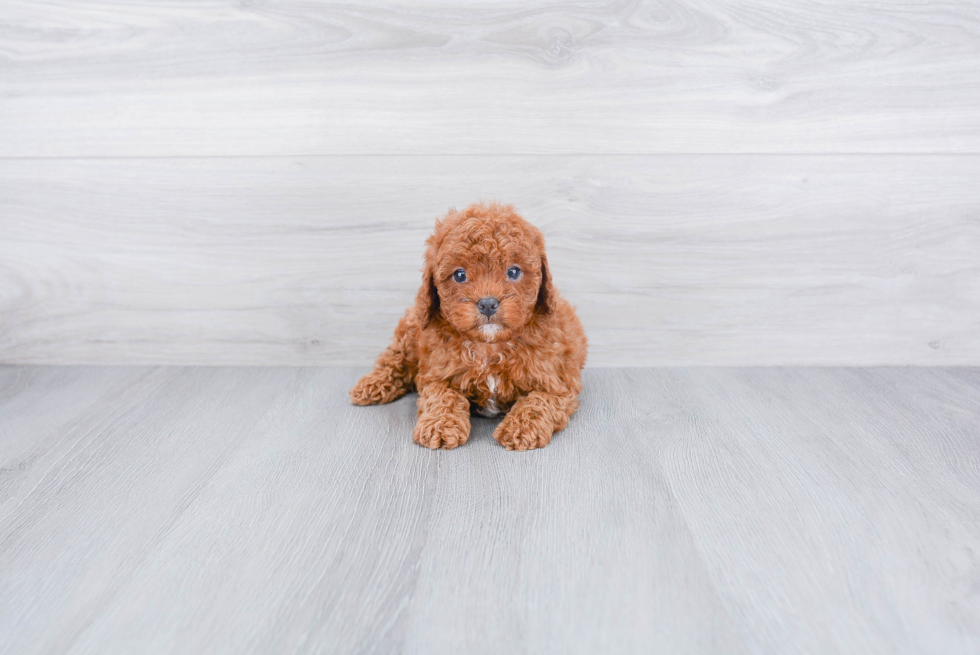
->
xmin=1 ymin=0 xmax=980 ymax=156
xmin=2 ymin=155 xmax=978 ymax=366
xmin=0 ymin=366 xmax=978 ymax=654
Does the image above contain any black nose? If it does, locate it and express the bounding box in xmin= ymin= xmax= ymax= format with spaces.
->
xmin=477 ymin=296 xmax=499 ymax=317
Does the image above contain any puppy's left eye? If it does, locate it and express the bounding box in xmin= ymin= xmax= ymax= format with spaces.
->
xmin=506 ymin=266 xmax=522 ymax=281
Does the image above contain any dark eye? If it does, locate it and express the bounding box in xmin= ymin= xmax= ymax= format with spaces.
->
xmin=453 ymin=268 xmax=467 ymax=283
xmin=506 ymin=266 xmax=522 ymax=281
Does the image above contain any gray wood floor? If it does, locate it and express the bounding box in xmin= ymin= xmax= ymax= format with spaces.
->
xmin=1 ymin=366 xmax=978 ymax=654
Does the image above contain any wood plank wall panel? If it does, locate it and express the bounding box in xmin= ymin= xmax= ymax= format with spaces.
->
xmin=1 ymin=0 xmax=980 ymax=156
xmin=1 ymin=1 xmax=979 ymax=365
xmin=2 ymin=155 xmax=978 ymax=366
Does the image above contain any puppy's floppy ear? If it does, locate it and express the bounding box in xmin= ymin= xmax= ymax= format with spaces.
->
xmin=536 ymin=254 xmax=556 ymax=315
xmin=415 ymin=254 xmax=440 ymax=328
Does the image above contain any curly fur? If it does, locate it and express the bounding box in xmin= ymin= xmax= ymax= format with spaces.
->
xmin=350 ymin=202 xmax=587 ymax=451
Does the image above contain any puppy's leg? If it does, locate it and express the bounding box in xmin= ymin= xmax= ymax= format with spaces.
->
xmin=350 ymin=313 xmax=419 ymax=405
xmin=414 ymin=381 xmax=471 ymax=449
xmin=493 ymin=391 xmax=579 ymax=451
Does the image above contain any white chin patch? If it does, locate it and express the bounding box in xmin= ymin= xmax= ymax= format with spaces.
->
xmin=478 ymin=324 xmax=502 ymax=340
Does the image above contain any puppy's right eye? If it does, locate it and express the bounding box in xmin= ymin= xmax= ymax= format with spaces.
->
xmin=453 ymin=269 xmax=467 ymax=283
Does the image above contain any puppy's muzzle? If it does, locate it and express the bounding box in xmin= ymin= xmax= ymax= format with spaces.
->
xmin=477 ymin=296 xmax=499 ymax=317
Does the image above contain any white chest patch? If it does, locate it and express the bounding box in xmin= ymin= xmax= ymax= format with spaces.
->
xmin=476 ymin=375 xmax=502 ymax=417
xmin=475 ymin=399 xmax=501 ymax=417
xmin=475 ymin=397 xmax=501 ymax=417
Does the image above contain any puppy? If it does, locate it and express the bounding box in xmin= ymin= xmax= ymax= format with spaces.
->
xmin=350 ymin=202 xmax=587 ymax=450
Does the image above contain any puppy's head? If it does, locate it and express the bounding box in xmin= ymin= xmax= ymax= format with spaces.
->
xmin=415 ymin=202 xmax=555 ymax=342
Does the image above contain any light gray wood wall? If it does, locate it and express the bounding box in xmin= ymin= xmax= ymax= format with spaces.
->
xmin=1 ymin=1 xmax=979 ymax=365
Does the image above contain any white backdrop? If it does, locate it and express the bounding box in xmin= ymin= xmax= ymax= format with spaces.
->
xmin=2 ymin=0 xmax=979 ymax=365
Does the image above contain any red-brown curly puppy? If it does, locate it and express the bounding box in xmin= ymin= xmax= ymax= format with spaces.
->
xmin=350 ymin=202 xmax=587 ymax=451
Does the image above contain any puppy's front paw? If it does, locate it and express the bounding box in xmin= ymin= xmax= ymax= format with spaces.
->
xmin=350 ymin=371 xmax=404 ymax=405
xmin=414 ymin=411 xmax=470 ymax=450
xmin=493 ymin=410 xmax=554 ymax=451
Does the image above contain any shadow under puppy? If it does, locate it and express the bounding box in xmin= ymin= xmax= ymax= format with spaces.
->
xmin=350 ymin=202 xmax=587 ymax=450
